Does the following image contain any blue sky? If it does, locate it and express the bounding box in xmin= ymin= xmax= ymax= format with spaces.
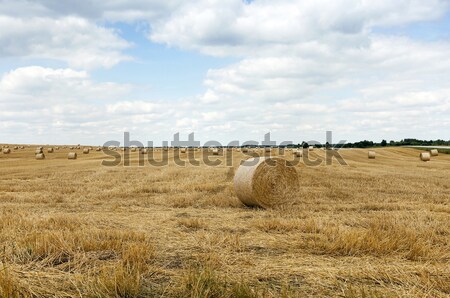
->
xmin=0 ymin=1 xmax=449 ymax=145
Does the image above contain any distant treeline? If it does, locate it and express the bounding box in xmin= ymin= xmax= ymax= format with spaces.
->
xmin=337 ymin=138 xmax=450 ymax=148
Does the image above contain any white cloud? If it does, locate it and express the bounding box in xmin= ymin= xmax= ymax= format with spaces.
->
xmin=0 ymin=16 xmax=130 ymax=69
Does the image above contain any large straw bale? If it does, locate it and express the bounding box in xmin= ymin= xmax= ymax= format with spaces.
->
xmin=430 ymin=149 xmax=439 ymax=156
xmin=234 ymin=157 xmax=298 ymax=208
xmin=68 ymin=152 xmax=77 ymax=160
xmin=420 ymin=152 xmax=430 ymax=161
xmin=35 ymin=153 xmax=45 ymax=160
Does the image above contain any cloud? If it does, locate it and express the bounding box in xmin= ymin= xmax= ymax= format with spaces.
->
xmin=149 ymin=0 xmax=450 ymax=56
xmin=0 ymin=16 xmax=131 ymax=69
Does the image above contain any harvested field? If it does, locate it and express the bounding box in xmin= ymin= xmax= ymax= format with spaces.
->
xmin=0 ymin=146 xmax=449 ymax=297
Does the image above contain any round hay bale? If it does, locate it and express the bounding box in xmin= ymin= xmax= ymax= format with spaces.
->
xmin=265 ymin=147 xmax=271 ymax=153
xmin=234 ymin=157 xmax=298 ymax=208
xmin=83 ymin=148 xmax=90 ymax=154
xmin=131 ymin=147 xmax=136 ymax=152
xmin=242 ymin=148 xmax=248 ymax=153
xmin=35 ymin=153 xmax=45 ymax=160
xmin=2 ymin=148 xmax=11 ymax=154
xmin=68 ymin=152 xmax=77 ymax=160
xmin=96 ymin=147 xmax=101 ymax=151
xmin=212 ymin=148 xmax=219 ymax=155
xmin=141 ymin=149 xmax=148 ymax=154
xmin=13 ymin=146 xmax=18 ymax=150
xmin=55 ymin=147 xmax=59 ymax=150
xmin=430 ymin=149 xmax=439 ymax=156
xmin=35 ymin=148 xmax=43 ymax=154
xmin=180 ymin=148 xmax=187 ymax=153
xmin=47 ymin=148 xmax=54 ymax=153
xmin=76 ymin=146 xmax=81 ymax=149
xmin=368 ymin=151 xmax=376 ymax=159
xmin=308 ymin=146 xmax=314 ymax=151
xmin=420 ymin=152 xmax=430 ymax=162
xmin=294 ymin=150 xmax=303 ymax=157
xmin=69 ymin=146 xmax=74 ymax=150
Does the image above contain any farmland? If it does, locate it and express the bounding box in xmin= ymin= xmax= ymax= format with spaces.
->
xmin=0 ymin=147 xmax=449 ymax=297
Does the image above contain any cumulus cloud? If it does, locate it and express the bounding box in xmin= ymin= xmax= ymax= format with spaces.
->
xmin=0 ymin=16 xmax=131 ymax=69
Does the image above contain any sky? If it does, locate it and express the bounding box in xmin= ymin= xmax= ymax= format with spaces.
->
xmin=0 ymin=0 xmax=450 ymax=146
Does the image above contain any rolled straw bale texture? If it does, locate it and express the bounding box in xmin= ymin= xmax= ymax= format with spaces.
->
xmin=212 ymin=148 xmax=219 ymax=155
xmin=430 ymin=149 xmax=439 ymax=156
xmin=69 ymin=146 xmax=74 ymax=150
xmin=35 ymin=148 xmax=43 ymax=154
xmin=96 ymin=147 xmax=101 ymax=151
xmin=294 ymin=150 xmax=303 ymax=157
xmin=13 ymin=146 xmax=18 ymax=150
xmin=308 ymin=146 xmax=314 ymax=151
xmin=3 ymin=148 xmax=11 ymax=154
xmin=68 ymin=152 xmax=77 ymax=160
xmin=83 ymin=148 xmax=90 ymax=154
xmin=35 ymin=153 xmax=45 ymax=160
xmin=265 ymin=147 xmax=271 ymax=153
xmin=234 ymin=157 xmax=298 ymax=208
xmin=420 ymin=152 xmax=430 ymax=161
xmin=242 ymin=148 xmax=248 ymax=153
xmin=55 ymin=147 xmax=59 ymax=150
xmin=47 ymin=148 xmax=54 ymax=153
xmin=180 ymin=148 xmax=187 ymax=153
xmin=368 ymin=151 xmax=376 ymax=159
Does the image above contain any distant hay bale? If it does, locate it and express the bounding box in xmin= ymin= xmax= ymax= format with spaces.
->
xmin=69 ymin=146 xmax=74 ymax=150
xmin=35 ymin=153 xmax=45 ymax=160
xmin=212 ymin=148 xmax=219 ymax=155
xmin=420 ymin=152 xmax=431 ymax=162
xmin=20 ymin=146 xmax=24 ymax=149
xmin=234 ymin=157 xmax=298 ymax=208
xmin=96 ymin=147 xmax=101 ymax=151
xmin=76 ymin=146 xmax=81 ymax=149
xmin=13 ymin=146 xmax=18 ymax=150
xmin=430 ymin=149 xmax=439 ymax=156
xmin=141 ymin=149 xmax=148 ymax=154
xmin=68 ymin=152 xmax=77 ymax=160
xmin=265 ymin=147 xmax=271 ymax=153
xmin=308 ymin=146 xmax=314 ymax=151
xmin=35 ymin=148 xmax=43 ymax=154
xmin=2 ymin=148 xmax=11 ymax=154
xmin=242 ymin=148 xmax=248 ymax=153
xmin=37 ymin=146 xmax=43 ymax=150
xmin=181 ymin=148 xmax=187 ymax=153
xmin=55 ymin=147 xmax=59 ymax=150
xmin=294 ymin=150 xmax=303 ymax=157
xmin=368 ymin=151 xmax=376 ymax=159
xmin=83 ymin=148 xmax=90 ymax=154
xmin=131 ymin=147 xmax=136 ymax=152
xmin=47 ymin=148 xmax=54 ymax=153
